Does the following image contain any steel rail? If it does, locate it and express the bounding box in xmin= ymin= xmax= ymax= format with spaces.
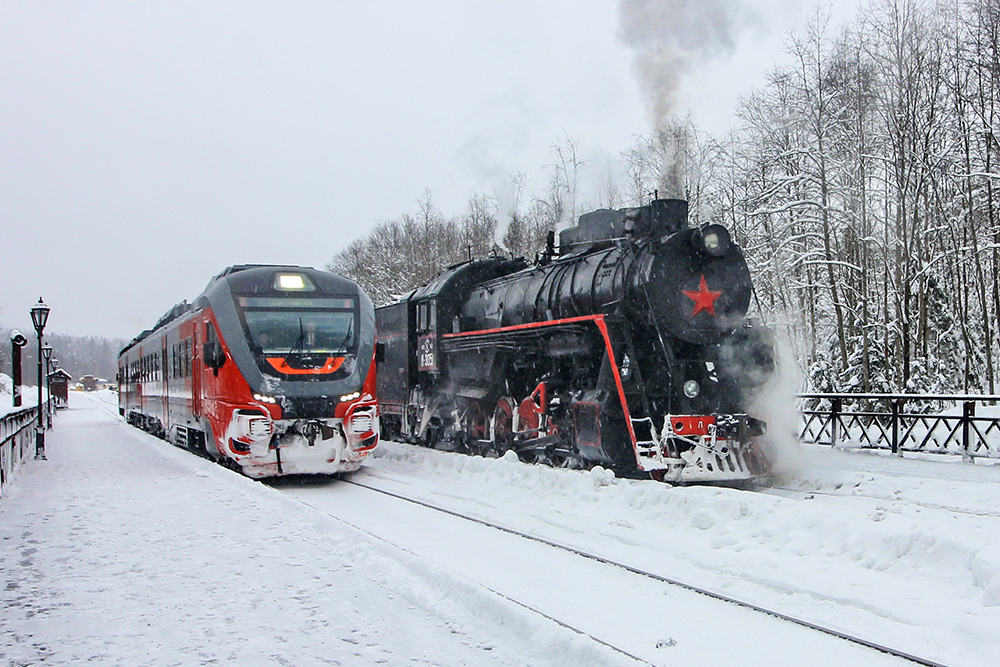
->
xmin=275 ymin=482 xmax=651 ymax=666
xmin=98 ymin=396 xmax=651 ymax=662
xmin=100 ymin=387 xmax=948 ymax=667
xmin=341 ymin=476 xmax=949 ymax=667
xmin=766 ymin=484 xmax=1000 ymax=519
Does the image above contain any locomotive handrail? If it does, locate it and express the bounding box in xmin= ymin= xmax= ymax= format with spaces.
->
xmin=796 ymin=392 xmax=1000 ymax=460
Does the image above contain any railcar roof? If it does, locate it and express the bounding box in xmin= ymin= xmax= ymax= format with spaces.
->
xmin=120 ymin=264 xmax=355 ymax=357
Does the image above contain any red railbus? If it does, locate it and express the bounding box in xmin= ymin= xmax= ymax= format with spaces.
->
xmin=119 ymin=265 xmax=378 ymax=477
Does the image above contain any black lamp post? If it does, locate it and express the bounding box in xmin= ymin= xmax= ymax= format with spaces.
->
xmin=30 ymin=297 xmax=50 ymax=460
xmin=10 ymin=330 xmax=27 ymax=407
xmin=51 ymin=358 xmax=59 ymax=417
xmin=42 ymin=343 xmax=53 ymax=429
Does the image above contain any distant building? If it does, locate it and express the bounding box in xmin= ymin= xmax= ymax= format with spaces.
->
xmin=49 ymin=368 xmax=72 ymax=409
xmin=77 ymin=374 xmax=113 ymax=392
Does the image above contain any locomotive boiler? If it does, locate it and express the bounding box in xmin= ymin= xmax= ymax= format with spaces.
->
xmin=376 ymin=199 xmax=774 ymax=483
xmin=119 ymin=265 xmax=379 ymax=478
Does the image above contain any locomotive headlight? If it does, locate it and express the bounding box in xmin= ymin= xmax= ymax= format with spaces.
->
xmin=339 ymin=391 xmax=361 ymax=402
xmin=683 ymin=380 xmax=701 ymax=398
xmin=698 ymin=224 xmax=731 ymax=258
xmin=253 ymin=393 xmax=278 ymax=404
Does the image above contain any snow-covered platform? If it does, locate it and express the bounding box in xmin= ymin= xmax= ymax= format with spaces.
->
xmin=0 ymin=393 xmax=555 ymax=666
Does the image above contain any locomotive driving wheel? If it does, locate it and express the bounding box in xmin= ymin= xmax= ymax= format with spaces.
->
xmin=462 ymin=400 xmax=488 ymax=455
xmin=489 ymin=396 xmax=515 ymax=456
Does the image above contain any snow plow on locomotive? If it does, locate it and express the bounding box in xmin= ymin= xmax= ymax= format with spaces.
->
xmin=119 ymin=265 xmax=379 ymax=478
xmin=376 ymin=198 xmax=775 ymax=484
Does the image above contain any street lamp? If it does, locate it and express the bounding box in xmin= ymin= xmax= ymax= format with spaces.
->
xmin=30 ymin=297 xmax=50 ymax=460
xmin=42 ymin=343 xmax=53 ymax=429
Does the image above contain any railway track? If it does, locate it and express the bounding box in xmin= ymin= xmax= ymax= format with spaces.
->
xmin=767 ymin=483 xmax=1000 ymax=519
xmin=94 ymin=392 xmax=957 ymax=667
xmin=278 ymin=472 xmax=947 ymax=667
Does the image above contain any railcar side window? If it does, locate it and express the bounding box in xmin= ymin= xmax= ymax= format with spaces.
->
xmin=204 ymin=321 xmax=226 ymax=370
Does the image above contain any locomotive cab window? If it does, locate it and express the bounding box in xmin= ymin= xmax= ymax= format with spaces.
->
xmin=416 ymin=301 xmax=436 ymax=333
xmin=417 ymin=302 xmax=428 ymax=332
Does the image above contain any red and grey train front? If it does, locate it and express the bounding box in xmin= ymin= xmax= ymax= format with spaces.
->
xmin=204 ymin=267 xmax=378 ymax=477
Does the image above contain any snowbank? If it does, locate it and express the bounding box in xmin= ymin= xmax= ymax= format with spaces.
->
xmin=365 ymin=439 xmax=1000 ymax=666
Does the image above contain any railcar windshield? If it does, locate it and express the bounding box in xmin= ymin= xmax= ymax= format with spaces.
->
xmin=235 ymin=296 xmax=358 ymax=355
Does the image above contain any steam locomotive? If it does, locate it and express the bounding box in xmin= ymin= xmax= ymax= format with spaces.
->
xmin=119 ymin=265 xmax=379 ymax=478
xmin=375 ymin=199 xmax=774 ymax=483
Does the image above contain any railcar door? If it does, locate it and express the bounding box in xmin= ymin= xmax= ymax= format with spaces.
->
xmin=136 ymin=346 xmax=145 ymax=415
xmin=162 ymin=338 xmax=170 ymax=433
xmin=191 ymin=320 xmax=202 ymax=418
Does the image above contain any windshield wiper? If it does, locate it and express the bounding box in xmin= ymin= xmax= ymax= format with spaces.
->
xmin=335 ymin=319 xmax=354 ymax=355
xmin=288 ymin=318 xmax=306 ymax=357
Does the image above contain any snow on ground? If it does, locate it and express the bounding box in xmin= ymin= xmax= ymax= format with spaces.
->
xmin=361 ymin=438 xmax=1000 ymax=667
xmin=0 ymin=393 xmax=630 ymax=667
xmin=3 ymin=390 xmax=998 ymax=666
xmin=0 ymin=373 xmax=45 ymax=418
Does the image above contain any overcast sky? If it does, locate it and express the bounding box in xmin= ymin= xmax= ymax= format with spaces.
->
xmin=0 ymin=0 xmax=862 ymax=340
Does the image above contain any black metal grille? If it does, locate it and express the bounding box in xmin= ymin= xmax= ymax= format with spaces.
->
xmin=797 ymin=393 xmax=1000 ymax=460
xmin=278 ymin=396 xmax=338 ymax=420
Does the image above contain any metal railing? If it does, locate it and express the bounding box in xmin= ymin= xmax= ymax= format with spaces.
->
xmin=1 ymin=400 xmax=51 ymax=498
xmin=797 ymin=393 xmax=1000 ymax=460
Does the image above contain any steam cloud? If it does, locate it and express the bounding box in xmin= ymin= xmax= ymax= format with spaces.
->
xmin=749 ymin=329 xmax=805 ymax=478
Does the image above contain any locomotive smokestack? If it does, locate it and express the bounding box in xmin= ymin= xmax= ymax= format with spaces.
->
xmin=651 ymin=198 xmax=687 ymax=233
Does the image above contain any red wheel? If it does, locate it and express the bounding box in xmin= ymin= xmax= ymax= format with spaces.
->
xmin=465 ymin=400 xmax=488 ymax=440
xmin=517 ymin=396 xmax=540 ymax=432
xmin=490 ymin=397 xmax=515 ymax=452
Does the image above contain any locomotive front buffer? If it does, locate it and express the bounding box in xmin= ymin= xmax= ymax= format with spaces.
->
xmin=632 ymin=412 xmax=770 ymax=484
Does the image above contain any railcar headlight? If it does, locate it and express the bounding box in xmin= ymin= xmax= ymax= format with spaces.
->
xmin=698 ymin=224 xmax=731 ymax=258
xmin=249 ymin=418 xmax=273 ymax=438
xmin=340 ymin=391 xmax=361 ymax=402
xmin=683 ymin=380 xmax=700 ymax=398
xmin=350 ymin=412 xmax=373 ymax=434
xmin=273 ymin=272 xmax=315 ymax=291
xmin=253 ymin=393 xmax=278 ymax=404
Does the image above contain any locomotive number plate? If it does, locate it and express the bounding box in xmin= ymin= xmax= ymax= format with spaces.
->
xmin=417 ymin=334 xmax=438 ymax=372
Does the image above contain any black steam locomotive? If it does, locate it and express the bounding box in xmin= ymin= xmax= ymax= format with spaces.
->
xmin=375 ymin=199 xmax=774 ymax=483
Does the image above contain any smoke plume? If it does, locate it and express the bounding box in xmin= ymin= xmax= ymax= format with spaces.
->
xmin=618 ymin=0 xmax=755 ymax=125
xmin=618 ymin=1 xmax=758 ymax=195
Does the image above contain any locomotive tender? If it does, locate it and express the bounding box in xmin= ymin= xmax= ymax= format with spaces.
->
xmin=119 ymin=265 xmax=379 ymax=478
xmin=376 ymin=199 xmax=774 ymax=483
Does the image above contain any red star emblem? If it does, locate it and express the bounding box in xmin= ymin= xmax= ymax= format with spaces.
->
xmin=683 ymin=275 xmax=722 ymax=317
